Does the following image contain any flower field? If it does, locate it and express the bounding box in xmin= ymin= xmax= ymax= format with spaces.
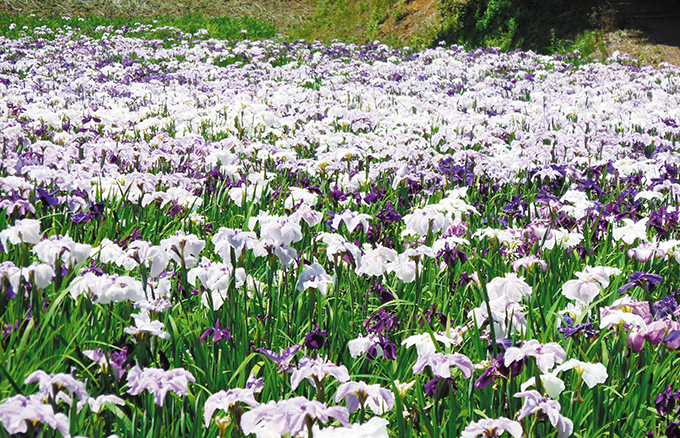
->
xmin=2 ymin=20 xmax=680 ymax=438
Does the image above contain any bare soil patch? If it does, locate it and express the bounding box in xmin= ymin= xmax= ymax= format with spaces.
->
xmin=602 ymin=29 xmax=680 ymax=68
xmin=378 ymin=0 xmax=441 ymax=46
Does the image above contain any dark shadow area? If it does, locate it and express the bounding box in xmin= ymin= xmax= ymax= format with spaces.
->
xmin=436 ymin=0 xmax=680 ymax=53
xmin=612 ymin=0 xmax=680 ymax=47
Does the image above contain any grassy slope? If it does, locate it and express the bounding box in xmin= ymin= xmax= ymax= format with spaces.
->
xmin=0 ymin=0 xmax=437 ymax=47
xmin=0 ymin=0 xmax=313 ymax=37
xmin=0 ymin=0 xmax=674 ymax=64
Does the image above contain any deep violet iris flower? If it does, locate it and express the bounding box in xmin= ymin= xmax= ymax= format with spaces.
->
xmin=199 ymin=320 xmax=232 ymax=344
xmin=618 ymin=271 xmax=663 ymax=294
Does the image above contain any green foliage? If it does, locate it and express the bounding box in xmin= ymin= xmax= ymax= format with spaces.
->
xmin=292 ymin=0 xmax=399 ymax=44
xmin=437 ymin=0 xmax=599 ymax=53
xmin=0 ymin=11 xmax=276 ymax=41
xmin=556 ymin=29 xmax=609 ymax=62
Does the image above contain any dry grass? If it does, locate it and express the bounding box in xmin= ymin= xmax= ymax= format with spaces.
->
xmin=378 ymin=0 xmax=441 ymax=47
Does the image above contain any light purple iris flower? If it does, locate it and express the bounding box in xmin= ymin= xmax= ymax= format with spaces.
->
xmin=204 ymin=388 xmax=259 ymax=427
xmin=412 ymin=352 xmax=474 ymax=379
xmin=239 ymin=396 xmax=349 ymax=437
xmin=334 ymin=381 xmax=395 ymax=415
xmin=123 ymin=309 xmax=170 ymax=341
xmin=511 ymin=255 xmax=548 ymax=274
xmin=290 ymin=355 xmax=350 ymax=390
xmin=256 ymin=344 xmax=302 ymax=372
xmin=24 ymin=370 xmax=89 ymax=411
xmin=126 ymin=366 xmax=195 ymax=406
xmin=504 ymin=339 xmax=566 ymax=373
xmin=461 ymin=416 xmax=523 ymax=437
xmin=87 ymin=394 xmax=125 ymax=413
xmin=0 ymin=394 xmax=70 ymax=437
xmin=515 ymin=390 xmax=573 ymax=438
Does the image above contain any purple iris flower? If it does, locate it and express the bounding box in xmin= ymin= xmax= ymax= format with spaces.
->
xmin=438 ymin=158 xmax=474 ymax=186
xmin=491 ymin=338 xmax=513 ymax=352
xmin=364 ymin=308 xmax=400 ymax=336
xmin=649 ymin=206 xmax=680 ymax=239
xmin=33 ymin=187 xmax=59 ymax=207
xmin=558 ymin=315 xmax=599 ymax=339
xmin=438 ymin=243 xmax=468 ymax=268
xmin=70 ymin=201 xmax=105 ymax=224
xmin=117 ymin=228 xmax=142 ymax=250
xmin=474 ymin=353 xmax=523 ymax=390
xmin=418 ymin=305 xmax=448 ymax=328
xmin=653 ymin=293 xmax=680 ymax=319
xmin=81 ymin=260 xmax=105 ymax=277
xmin=367 ymin=334 xmax=397 ymax=360
xmin=369 ymin=279 xmax=395 ymax=304
xmin=501 ymin=193 xmax=527 ymax=220
xmin=655 ymin=385 xmax=680 ymax=417
xmin=199 ymin=320 xmax=232 ymax=344
xmin=575 ymin=177 xmax=604 ymax=197
xmin=618 ymin=271 xmax=663 ymax=294
xmin=329 ymin=188 xmax=349 ymax=202
xmin=363 ymin=189 xmax=382 ymax=204
xmin=304 ymin=325 xmax=328 ymax=350
xmin=456 ymin=271 xmax=477 ymax=289
xmin=665 ymin=331 xmax=680 ymax=350
xmin=166 ymin=200 xmax=182 ymax=216
xmin=424 ymin=376 xmax=457 ymax=398
xmin=256 ymin=344 xmax=302 ymax=372
xmin=667 ymin=421 xmax=680 ymax=438
xmin=376 ymin=202 xmax=402 ymax=224
xmin=110 ymin=345 xmax=130 ymax=380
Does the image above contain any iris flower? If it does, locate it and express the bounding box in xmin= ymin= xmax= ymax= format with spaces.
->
xmin=504 ymin=339 xmax=566 ymax=373
xmin=612 ymin=217 xmax=649 ymax=245
xmin=124 ymin=309 xmax=170 ymax=340
xmin=256 ymin=344 xmax=302 ymax=372
xmin=486 ymin=273 xmax=532 ymax=302
xmin=297 ymin=262 xmax=333 ymax=296
xmin=203 ymin=388 xmax=259 ymax=428
xmin=126 ymin=366 xmax=195 ymax=406
xmin=290 ymin=355 xmax=350 ymax=390
xmin=0 ymin=394 xmax=70 ymax=437
xmin=412 ymin=352 xmax=474 ymax=379
xmin=239 ymin=396 xmax=349 ymax=437
xmin=312 ymin=416 xmax=389 ymax=438
xmin=553 ymin=359 xmax=608 ymax=388
xmin=461 ymin=417 xmax=523 ymax=438
xmin=334 ymin=381 xmax=395 ymax=415
xmin=24 ymin=370 xmax=89 ymax=411
xmin=617 ymin=271 xmax=663 ymax=294
xmin=515 ymin=390 xmax=573 ymax=438
xmin=0 ymin=218 xmax=42 ymax=249
xmin=160 ymin=231 xmax=205 ymax=269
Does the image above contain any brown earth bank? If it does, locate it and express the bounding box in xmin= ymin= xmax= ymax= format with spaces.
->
xmin=603 ymin=0 xmax=680 ymax=67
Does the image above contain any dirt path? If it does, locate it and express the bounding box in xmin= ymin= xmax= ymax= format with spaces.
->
xmin=603 ymin=0 xmax=680 ymax=67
